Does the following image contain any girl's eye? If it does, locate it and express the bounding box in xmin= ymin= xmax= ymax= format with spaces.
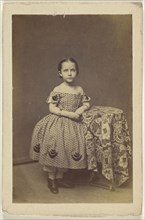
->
xmin=71 ymin=69 xmax=76 ymax=72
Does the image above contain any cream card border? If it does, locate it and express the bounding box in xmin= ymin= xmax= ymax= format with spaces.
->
xmin=2 ymin=1 xmax=143 ymax=217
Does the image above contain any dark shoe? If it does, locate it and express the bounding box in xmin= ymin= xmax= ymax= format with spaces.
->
xmin=57 ymin=178 xmax=74 ymax=188
xmin=48 ymin=178 xmax=58 ymax=194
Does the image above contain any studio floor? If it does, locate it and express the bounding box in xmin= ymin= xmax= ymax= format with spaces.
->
xmin=13 ymin=162 xmax=133 ymax=203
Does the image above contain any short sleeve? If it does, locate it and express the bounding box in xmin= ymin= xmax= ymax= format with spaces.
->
xmin=46 ymin=91 xmax=60 ymax=104
xmin=82 ymin=94 xmax=91 ymax=103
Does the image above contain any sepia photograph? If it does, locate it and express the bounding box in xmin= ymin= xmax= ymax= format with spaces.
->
xmin=2 ymin=1 xmax=142 ymax=218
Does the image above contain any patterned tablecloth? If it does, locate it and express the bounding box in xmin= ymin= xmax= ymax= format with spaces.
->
xmin=82 ymin=106 xmax=132 ymax=187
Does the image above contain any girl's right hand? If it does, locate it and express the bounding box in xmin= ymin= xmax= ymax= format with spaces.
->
xmin=71 ymin=112 xmax=80 ymax=120
xmin=61 ymin=110 xmax=80 ymax=120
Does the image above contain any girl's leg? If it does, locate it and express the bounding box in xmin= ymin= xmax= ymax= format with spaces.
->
xmin=48 ymin=172 xmax=56 ymax=180
xmin=47 ymin=170 xmax=58 ymax=194
xmin=56 ymin=168 xmax=74 ymax=188
xmin=55 ymin=169 xmax=64 ymax=179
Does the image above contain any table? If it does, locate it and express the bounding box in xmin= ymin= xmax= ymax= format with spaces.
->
xmin=82 ymin=106 xmax=132 ymax=189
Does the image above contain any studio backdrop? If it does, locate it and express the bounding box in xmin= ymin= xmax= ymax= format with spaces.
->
xmin=12 ymin=15 xmax=132 ymax=164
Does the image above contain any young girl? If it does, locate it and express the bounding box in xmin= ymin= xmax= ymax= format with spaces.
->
xmin=30 ymin=58 xmax=91 ymax=194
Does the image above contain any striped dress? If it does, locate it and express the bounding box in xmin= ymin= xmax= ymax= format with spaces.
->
xmin=30 ymin=91 xmax=90 ymax=170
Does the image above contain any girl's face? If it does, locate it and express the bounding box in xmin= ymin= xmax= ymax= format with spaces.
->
xmin=59 ymin=61 xmax=77 ymax=84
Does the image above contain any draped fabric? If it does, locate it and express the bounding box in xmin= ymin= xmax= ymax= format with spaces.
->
xmin=82 ymin=106 xmax=132 ymax=186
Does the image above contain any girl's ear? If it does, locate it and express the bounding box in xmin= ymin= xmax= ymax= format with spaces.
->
xmin=58 ymin=71 xmax=62 ymax=78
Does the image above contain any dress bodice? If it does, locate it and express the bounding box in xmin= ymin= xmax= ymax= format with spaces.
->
xmin=58 ymin=93 xmax=83 ymax=111
xmin=47 ymin=92 xmax=83 ymax=112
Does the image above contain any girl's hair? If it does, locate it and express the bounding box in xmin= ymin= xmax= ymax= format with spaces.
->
xmin=58 ymin=58 xmax=79 ymax=74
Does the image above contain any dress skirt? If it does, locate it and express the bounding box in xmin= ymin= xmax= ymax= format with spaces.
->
xmin=30 ymin=92 xmax=91 ymax=170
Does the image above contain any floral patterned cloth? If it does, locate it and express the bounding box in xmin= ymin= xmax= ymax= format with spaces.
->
xmin=82 ymin=106 xmax=132 ymax=187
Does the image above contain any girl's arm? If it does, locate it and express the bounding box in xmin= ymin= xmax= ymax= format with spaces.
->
xmin=49 ymin=103 xmax=80 ymax=120
xmin=75 ymin=103 xmax=90 ymax=115
xmin=75 ymin=86 xmax=91 ymax=115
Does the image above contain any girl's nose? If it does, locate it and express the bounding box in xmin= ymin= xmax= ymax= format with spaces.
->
xmin=68 ymin=70 xmax=72 ymax=75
